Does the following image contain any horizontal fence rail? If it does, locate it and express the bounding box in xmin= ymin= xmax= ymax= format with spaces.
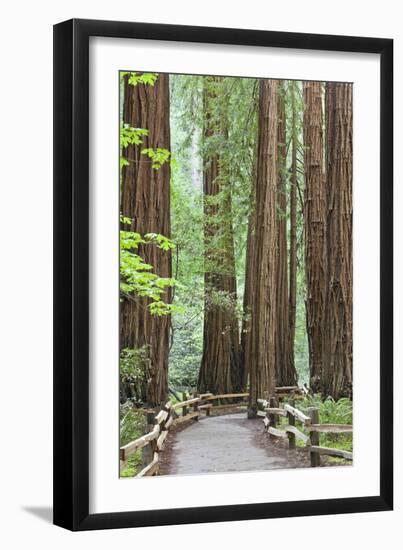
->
xmin=258 ymin=395 xmax=353 ymax=467
xmin=119 ymin=391 xmax=251 ymax=477
xmin=119 ymin=386 xmax=352 ymax=476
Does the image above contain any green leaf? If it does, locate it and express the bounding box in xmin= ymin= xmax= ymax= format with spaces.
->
xmin=127 ymin=72 xmax=159 ymax=87
xmin=140 ymin=147 xmax=171 ymax=170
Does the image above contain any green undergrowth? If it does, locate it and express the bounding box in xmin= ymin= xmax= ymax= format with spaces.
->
xmin=120 ymin=405 xmax=147 ymax=478
xmin=120 ymin=451 xmax=143 ymax=478
xmin=278 ymin=395 xmax=353 ymax=464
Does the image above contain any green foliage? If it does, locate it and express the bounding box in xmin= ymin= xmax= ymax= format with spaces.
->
xmin=202 ymin=77 xmax=258 ymax=298
xmin=119 ymin=72 xmax=176 ymax=317
xmin=148 ymin=300 xmax=178 ymax=316
xmin=120 ymin=347 xmax=148 ymax=386
xmin=205 ymin=287 xmax=242 ymax=320
xmin=168 ymin=327 xmax=202 ymax=389
xmin=118 ymin=74 xmax=312 ymax=397
xmin=120 ymin=403 xmax=146 ymax=445
xmin=294 ymin=271 xmax=309 ymax=384
xmin=167 ymin=74 xmax=259 ymax=390
xmin=307 ymin=395 xmax=352 ymax=425
xmin=120 ymin=214 xmax=132 ymax=225
xmin=313 ymin=396 xmax=353 ymax=455
xmin=279 ymin=395 xmax=353 ymax=456
xmin=284 ymin=80 xmax=309 ymax=383
xmin=120 ymin=124 xmax=149 ymax=148
xmin=144 ymin=233 xmax=176 ymax=251
xmin=141 ymin=147 xmax=171 ymax=170
xmin=119 ymin=404 xmax=145 ymax=477
xmin=122 ymin=72 xmax=159 ymax=87
xmin=168 ymin=75 xmax=205 ymax=389
xmin=120 ymin=226 xmax=177 ymax=315
xmin=120 ymin=124 xmax=149 ymax=168
xmin=120 ymin=452 xmax=143 ymax=478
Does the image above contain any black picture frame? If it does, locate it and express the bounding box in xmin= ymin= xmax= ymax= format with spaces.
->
xmin=53 ymin=18 xmax=393 ymax=531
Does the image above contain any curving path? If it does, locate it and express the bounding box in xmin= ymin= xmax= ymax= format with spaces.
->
xmin=163 ymin=412 xmax=309 ymax=475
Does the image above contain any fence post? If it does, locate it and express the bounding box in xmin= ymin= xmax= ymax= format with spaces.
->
xmin=257 ymin=400 xmax=264 ymax=415
xmin=206 ymin=392 xmax=211 ymax=416
xmin=308 ymin=406 xmax=320 ymax=467
xmin=192 ymin=392 xmax=199 ymax=421
xmin=142 ymin=410 xmax=156 ymax=470
xmin=182 ymin=391 xmax=188 ymax=417
xmin=268 ymin=396 xmax=278 ymax=428
xmin=247 ymin=404 xmax=257 ymax=419
xmin=287 ymin=398 xmax=296 ymax=450
xmin=155 ymin=402 xmax=170 ymax=458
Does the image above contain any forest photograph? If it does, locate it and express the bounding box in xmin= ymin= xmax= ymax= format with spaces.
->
xmin=119 ymin=71 xmax=353 ymax=479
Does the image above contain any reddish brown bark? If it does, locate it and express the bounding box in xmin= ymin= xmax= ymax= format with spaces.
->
xmin=240 ymin=167 xmax=256 ymax=390
xmin=240 ymin=85 xmax=259 ymax=390
xmin=120 ymin=74 xmax=171 ymax=407
xmin=275 ymin=83 xmax=297 ymax=386
xmin=198 ymin=77 xmax=241 ymax=394
xmin=322 ymin=82 xmax=353 ymax=399
xmin=288 ymin=81 xmax=298 ymax=380
xmin=246 ymin=79 xmax=278 ymax=414
xmin=303 ymin=81 xmax=326 ymax=392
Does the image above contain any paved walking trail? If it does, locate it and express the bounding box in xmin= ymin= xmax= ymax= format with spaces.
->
xmin=163 ymin=413 xmax=309 ymax=475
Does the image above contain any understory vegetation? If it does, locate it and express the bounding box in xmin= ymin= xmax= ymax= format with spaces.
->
xmin=118 ymin=71 xmax=353 ymax=469
xmin=281 ymin=396 xmax=353 ymax=461
xmin=119 ymin=405 xmax=146 ymax=477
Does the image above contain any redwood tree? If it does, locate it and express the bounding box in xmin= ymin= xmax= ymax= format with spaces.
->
xmin=288 ymin=81 xmax=298 ymax=383
xmin=275 ymin=83 xmax=297 ymax=386
xmin=240 ymin=166 xmax=256 ymax=390
xmin=246 ymin=79 xmax=278 ymax=414
xmin=322 ymin=82 xmax=353 ymax=399
xmin=198 ymin=77 xmax=241 ymax=394
xmin=120 ymin=73 xmax=171 ymax=407
xmin=303 ymin=81 xmax=326 ymax=392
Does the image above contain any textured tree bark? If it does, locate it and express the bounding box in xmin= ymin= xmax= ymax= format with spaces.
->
xmin=240 ymin=117 xmax=260 ymax=390
xmin=198 ymin=77 xmax=241 ymax=394
xmin=246 ymin=79 xmax=278 ymax=415
xmin=288 ymin=81 xmax=298 ymax=382
xmin=275 ymin=83 xmax=297 ymax=386
xmin=303 ymin=81 xmax=326 ymax=393
xmin=120 ymin=74 xmax=171 ymax=407
xmin=240 ymin=168 xmax=256 ymax=390
xmin=322 ymin=82 xmax=353 ymax=399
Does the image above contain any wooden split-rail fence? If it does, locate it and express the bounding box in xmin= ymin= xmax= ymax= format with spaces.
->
xmin=119 ymin=390 xmax=251 ymax=477
xmin=119 ymin=386 xmax=352 ymax=477
xmin=257 ymin=396 xmax=353 ymax=466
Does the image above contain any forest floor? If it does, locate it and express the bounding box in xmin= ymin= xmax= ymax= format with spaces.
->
xmin=159 ymin=412 xmax=311 ymax=476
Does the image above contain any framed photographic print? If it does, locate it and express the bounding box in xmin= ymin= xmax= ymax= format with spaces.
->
xmin=53 ymin=19 xmax=393 ymax=530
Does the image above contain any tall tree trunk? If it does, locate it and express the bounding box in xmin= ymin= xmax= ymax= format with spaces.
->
xmin=322 ymin=82 xmax=353 ymax=399
xmin=303 ymin=81 xmax=326 ymax=393
xmin=240 ymin=169 xmax=256 ymax=390
xmin=198 ymin=77 xmax=241 ymax=394
xmin=240 ymin=83 xmax=259 ymax=390
xmin=246 ymin=79 xmax=278 ymax=414
xmin=288 ymin=81 xmax=298 ymax=381
xmin=275 ymin=82 xmax=297 ymax=386
xmin=120 ymin=74 xmax=171 ymax=407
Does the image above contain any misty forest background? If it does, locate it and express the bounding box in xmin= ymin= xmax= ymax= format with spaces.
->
xmin=119 ymin=72 xmax=353 ymax=472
